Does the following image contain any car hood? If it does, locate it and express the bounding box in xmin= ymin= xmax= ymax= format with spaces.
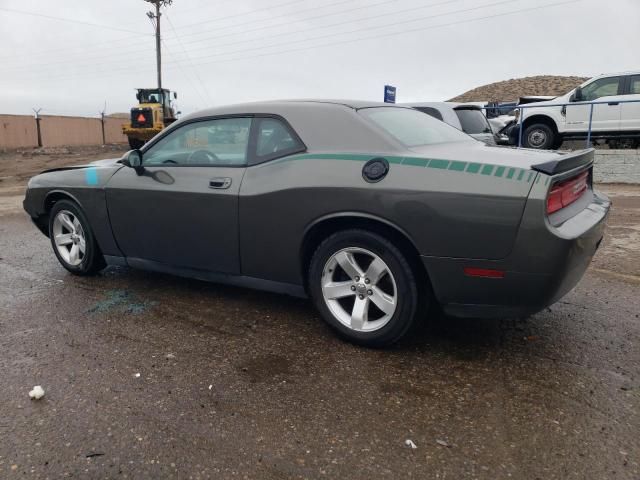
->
xmin=408 ymin=141 xmax=563 ymax=170
xmin=40 ymin=157 xmax=123 ymax=174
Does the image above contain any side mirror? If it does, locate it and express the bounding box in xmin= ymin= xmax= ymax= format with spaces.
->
xmin=120 ymin=149 xmax=144 ymax=175
xmin=573 ymin=87 xmax=584 ymax=102
xmin=173 ymin=92 xmax=178 ymax=99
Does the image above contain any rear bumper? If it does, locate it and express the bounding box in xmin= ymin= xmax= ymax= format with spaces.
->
xmin=423 ymin=189 xmax=610 ymax=319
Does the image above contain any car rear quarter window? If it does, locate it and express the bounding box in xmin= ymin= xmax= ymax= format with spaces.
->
xmin=454 ymin=108 xmax=493 ymax=134
xmin=250 ymin=117 xmax=305 ymax=164
xmin=359 ymin=107 xmax=472 ymax=147
xmin=414 ymin=107 xmax=444 ymax=121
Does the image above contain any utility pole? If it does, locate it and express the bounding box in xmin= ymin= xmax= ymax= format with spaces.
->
xmin=145 ymin=0 xmax=172 ymax=120
xmin=99 ymin=102 xmax=107 ymax=145
xmin=32 ymin=108 xmax=42 ymax=148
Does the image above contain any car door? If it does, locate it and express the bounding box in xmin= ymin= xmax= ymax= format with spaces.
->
xmin=565 ymin=76 xmax=623 ymax=133
xmin=106 ymin=116 xmax=252 ymax=274
xmin=620 ymin=74 xmax=640 ymax=131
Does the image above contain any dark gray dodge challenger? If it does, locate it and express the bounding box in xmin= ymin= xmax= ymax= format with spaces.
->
xmin=24 ymin=100 xmax=610 ymax=346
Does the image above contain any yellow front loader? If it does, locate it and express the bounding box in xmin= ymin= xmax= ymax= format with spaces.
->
xmin=122 ymin=88 xmax=178 ymax=149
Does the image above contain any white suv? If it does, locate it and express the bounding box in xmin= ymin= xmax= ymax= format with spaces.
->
xmin=517 ymin=71 xmax=640 ymax=149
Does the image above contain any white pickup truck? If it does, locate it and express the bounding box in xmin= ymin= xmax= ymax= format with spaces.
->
xmin=516 ymin=71 xmax=640 ymax=149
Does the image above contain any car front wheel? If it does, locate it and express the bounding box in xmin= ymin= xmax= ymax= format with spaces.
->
xmin=49 ymin=200 xmax=106 ymax=275
xmin=308 ymin=229 xmax=421 ymax=347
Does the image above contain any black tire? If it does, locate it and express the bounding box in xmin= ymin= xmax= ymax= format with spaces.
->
xmin=523 ymin=123 xmax=555 ymax=149
xmin=308 ymin=229 xmax=423 ymax=347
xmin=128 ymin=137 xmax=145 ymax=150
xmin=48 ymin=200 xmax=106 ymax=275
xmin=552 ymin=135 xmax=564 ymax=150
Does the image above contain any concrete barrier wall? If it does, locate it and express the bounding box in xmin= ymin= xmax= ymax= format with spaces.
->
xmin=594 ymin=150 xmax=640 ymax=184
xmin=0 ymin=114 xmax=127 ymax=148
xmin=104 ymin=117 xmax=128 ymax=144
xmin=40 ymin=115 xmax=103 ymax=147
xmin=0 ymin=114 xmax=38 ymax=148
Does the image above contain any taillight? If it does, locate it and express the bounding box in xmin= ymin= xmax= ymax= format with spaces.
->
xmin=546 ymin=171 xmax=589 ymax=214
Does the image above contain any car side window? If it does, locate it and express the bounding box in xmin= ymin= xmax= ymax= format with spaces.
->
xmin=629 ymin=75 xmax=640 ymax=95
xmin=143 ymin=117 xmax=251 ymax=167
xmin=580 ymin=77 xmax=621 ymax=101
xmin=253 ymin=117 xmax=304 ymax=163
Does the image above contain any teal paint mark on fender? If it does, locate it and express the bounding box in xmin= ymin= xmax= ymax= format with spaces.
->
xmin=85 ymin=167 xmax=99 ymax=186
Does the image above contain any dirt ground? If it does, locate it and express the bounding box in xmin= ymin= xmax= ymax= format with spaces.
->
xmin=0 ymin=147 xmax=638 ymax=479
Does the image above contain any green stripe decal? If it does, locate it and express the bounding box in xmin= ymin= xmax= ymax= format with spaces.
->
xmin=466 ymin=163 xmax=481 ymax=173
xmin=402 ymin=157 xmax=428 ymax=167
xmin=273 ymin=153 xmax=537 ymax=183
xmin=481 ymin=164 xmax=494 ymax=176
xmin=428 ymin=159 xmax=449 ymax=169
xmin=448 ymin=161 xmax=466 ymax=171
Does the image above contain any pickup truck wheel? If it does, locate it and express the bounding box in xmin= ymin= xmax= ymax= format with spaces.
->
xmin=523 ymin=123 xmax=555 ymax=149
xmin=308 ymin=229 xmax=421 ymax=347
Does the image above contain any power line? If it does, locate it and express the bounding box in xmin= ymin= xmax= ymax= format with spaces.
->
xmin=0 ymin=34 xmax=146 ymax=62
xmin=0 ymin=0 xmax=371 ymax=65
xmin=164 ymin=0 xmax=457 ymax=53
xmin=0 ymin=0 xmax=578 ymax=84
xmin=0 ymin=6 xmax=152 ymax=36
xmin=167 ymin=0 xmax=527 ymax=64
xmin=165 ymin=0 xmax=398 ymax=43
xmin=164 ymin=14 xmax=213 ymax=104
xmin=0 ymin=0 xmax=393 ymax=72
xmin=0 ymin=0 xmax=475 ymax=74
xmin=188 ymin=0 xmax=582 ymax=67
xmin=170 ymin=0 xmax=309 ymax=31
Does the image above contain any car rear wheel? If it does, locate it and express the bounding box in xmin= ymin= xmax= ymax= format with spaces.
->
xmin=49 ymin=200 xmax=106 ymax=275
xmin=308 ymin=229 xmax=420 ymax=347
xmin=523 ymin=123 xmax=555 ymax=149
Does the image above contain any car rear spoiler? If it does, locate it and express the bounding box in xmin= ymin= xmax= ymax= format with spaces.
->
xmin=531 ymin=148 xmax=594 ymax=176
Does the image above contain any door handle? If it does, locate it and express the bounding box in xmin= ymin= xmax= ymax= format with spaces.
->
xmin=608 ymin=102 xmax=619 ymax=106
xmin=209 ymin=177 xmax=232 ymax=189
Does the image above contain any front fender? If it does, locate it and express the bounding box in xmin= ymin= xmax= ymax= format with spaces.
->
xmin=23 ymin=164 xmax=124 ymax=256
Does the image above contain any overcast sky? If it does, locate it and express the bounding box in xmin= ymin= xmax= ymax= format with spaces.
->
xmin=0 ymin=0 xmax=638 ymax=117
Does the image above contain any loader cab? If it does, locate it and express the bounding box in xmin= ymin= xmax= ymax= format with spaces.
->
xmin=137 ymin=88 xmax=171 ymax=109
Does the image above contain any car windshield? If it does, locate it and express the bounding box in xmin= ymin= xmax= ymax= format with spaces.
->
xmin=454 ymin=108 xmax=493 ymax=134
xmin=359 ymin=107 xmax=473 ymax=147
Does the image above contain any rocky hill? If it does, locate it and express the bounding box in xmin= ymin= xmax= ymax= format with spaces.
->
xmin=449 ymin=75 xmax=588 ymax=102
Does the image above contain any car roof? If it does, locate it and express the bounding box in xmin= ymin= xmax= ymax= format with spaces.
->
xmin=591 ymin=70 xmax=640 ymax=79
xmin=184 ymin=99 xmax=413 ymax=121
xmin=400 ymin=101 xmax=482 ymax=110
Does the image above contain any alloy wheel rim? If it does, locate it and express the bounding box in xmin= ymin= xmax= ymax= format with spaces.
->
xmin=52 ymin=210 xmax=86 ymax=266
xmin=321 ymin=247 xmax=397 ymax=332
